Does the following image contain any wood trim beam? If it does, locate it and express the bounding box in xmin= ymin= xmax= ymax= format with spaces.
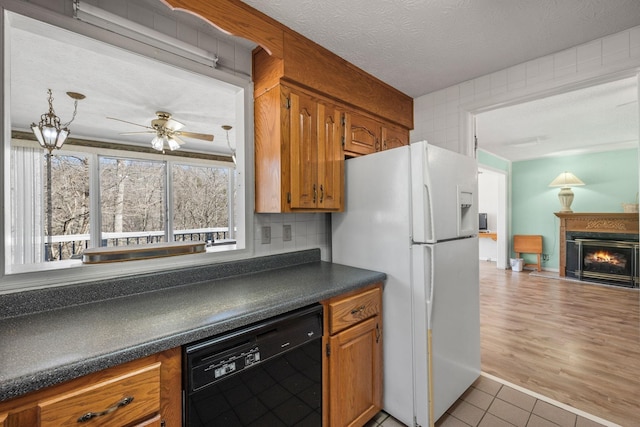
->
xmin=160 ymin=0 xmax=284 ymax=58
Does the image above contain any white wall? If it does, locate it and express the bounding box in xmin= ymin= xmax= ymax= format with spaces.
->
xmin=478 ymin=170 xmax=499 ymax=261
xmin=412 ymin=25 xmax=640 ymax=155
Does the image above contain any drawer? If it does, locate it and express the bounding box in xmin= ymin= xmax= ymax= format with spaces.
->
xmin=38 ymin=362 xmax=161 ymax=427
xmin=328 ymin=286 xmax=381 ymax=335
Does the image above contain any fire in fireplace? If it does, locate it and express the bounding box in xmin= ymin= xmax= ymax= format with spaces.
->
xmin=584 ymin=248 xmax=628 ymax=274
xmin=566 ymin=235 xmax=639 ymax=288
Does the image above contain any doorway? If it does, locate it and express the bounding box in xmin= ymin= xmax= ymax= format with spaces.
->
xmin=478 ymin=167 xmax=508 ymax=269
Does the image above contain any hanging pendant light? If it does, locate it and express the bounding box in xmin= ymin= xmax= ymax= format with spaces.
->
xmin=31 ymin=89 xmax=85 ymax=152
xmin=30 ymin=89 xmax=85 ymax=262
xmin=222 ymin=125 xmax=236 ymax=165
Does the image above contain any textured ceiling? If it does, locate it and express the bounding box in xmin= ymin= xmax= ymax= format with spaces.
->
xmin=240 ymin=0 xmax=640 ymax=98
xmin=240 ymin=0 xmax=640 ymax=161
xmin=9 ymin=13 xmax=240 ymax=157
xmin=476 ymin=78 xmax=639 ymax=162
xmin=9 ymin=2 xmax=640 ymax=162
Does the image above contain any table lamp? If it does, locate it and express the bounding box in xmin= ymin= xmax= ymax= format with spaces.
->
xmin=549 ymin=172 xmax=585 ymax=213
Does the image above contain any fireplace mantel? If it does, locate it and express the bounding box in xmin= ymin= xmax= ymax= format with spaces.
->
xmin=555 ymin=212 xmax=639 ymax=277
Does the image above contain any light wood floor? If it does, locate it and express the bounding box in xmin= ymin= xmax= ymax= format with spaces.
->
xmin=479 ymin=262 xmax=640 ymax=426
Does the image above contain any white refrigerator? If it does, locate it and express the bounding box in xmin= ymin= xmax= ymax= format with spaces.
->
xmin=332 ymin=141 xmax=481 ymax=427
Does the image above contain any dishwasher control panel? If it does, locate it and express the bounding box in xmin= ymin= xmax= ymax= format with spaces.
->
xmin=209 ymin=346 xmax=261 ymax=380
xmin=184 ymin=304 xmax=323 ymax=393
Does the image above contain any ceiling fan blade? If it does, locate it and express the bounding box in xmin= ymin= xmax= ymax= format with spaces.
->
xmin=164 ymin=118 xmax=185 ymax=131
xmin=177 ymin=131 xmax=214 ymax=141
xmin=173 ymin=135 xmax=186 ymax=145
xmin=106 ymin=117 xmax=153 ymax=130
xmin=119 ymin=131 xmax=156 ymax=135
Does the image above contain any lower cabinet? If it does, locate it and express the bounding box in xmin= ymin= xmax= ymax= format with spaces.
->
xmin=0 ymin=347 xmax=181 ymax=427
xmin=323 ymin=283 xmax=383 ymax=427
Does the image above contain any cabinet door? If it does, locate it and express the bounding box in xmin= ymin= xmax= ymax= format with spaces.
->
xmin=317 ymin=103 xmax=344 ymax=210
xmin=343 ymin=112 xmax=380 ymax=155
xmin=329 ymin=316 xmax=382 ymax=427
xmin=381 ymin=123 xmax=409 ymax=150
xmin=289 ymin=90 xmax=318 ymax=209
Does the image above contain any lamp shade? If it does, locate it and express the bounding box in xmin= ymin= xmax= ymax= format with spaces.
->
xmin=548 ymin=172 xmax=584 ymax=188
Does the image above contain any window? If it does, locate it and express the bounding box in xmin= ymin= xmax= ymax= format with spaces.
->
xmin=9 ymin=142 xmax=239 ymax=270
xmin=3 ymin=10 xmax=250 ymax=287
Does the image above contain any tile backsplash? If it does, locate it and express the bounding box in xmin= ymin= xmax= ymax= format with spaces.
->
xmin=254 ymin=213 xmax=331 ymax=261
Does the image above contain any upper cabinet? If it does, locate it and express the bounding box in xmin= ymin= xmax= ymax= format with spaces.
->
xmin=343 ymin=112 xmax=410 ymax=157
xmin=343 ymin=112 xmax=381 ymax=156
xmin=381 ymin=121 xmax=410 ymax=151
xmin=255 ymin=84 xmax=344 ymax=212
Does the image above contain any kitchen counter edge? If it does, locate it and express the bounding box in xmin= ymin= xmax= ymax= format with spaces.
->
xmin=0 ymin=249 xmax=386 ymax=402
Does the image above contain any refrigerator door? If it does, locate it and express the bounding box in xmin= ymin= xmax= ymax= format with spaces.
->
xmin=332 ymin=146 xmax=415 ymax=426
xmin=412 ymin=238 xmax=481 ymax=425
xmin=411 ymin=141 xmax=478 ymax=243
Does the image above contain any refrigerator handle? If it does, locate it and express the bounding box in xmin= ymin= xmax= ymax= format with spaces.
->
xmin=421 ymin=144 xmax=436 ymax=243
xmin=425 ymin=247 xmax=435 ymax=327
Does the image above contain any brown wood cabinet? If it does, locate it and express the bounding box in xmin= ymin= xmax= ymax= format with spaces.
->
xmin=343 ymin=112 xmax=410 ymax=157
xmin=322 ymin=284 xmax=383 ymax=427
xmin=255 ymin=84 xmax=344 ymax=212
xmin=0 ymin=348 xmax=181 ymax=427
xmin=381 ymin=122 xmax=409 ymax=151
xmin=343 ymin=112 xmax=381 ymax=156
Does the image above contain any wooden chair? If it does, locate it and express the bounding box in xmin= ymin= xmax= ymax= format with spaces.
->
xmin=513 ymin=235 xmax=543 ymax=272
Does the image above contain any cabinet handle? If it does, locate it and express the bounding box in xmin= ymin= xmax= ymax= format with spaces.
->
xmin=320 ymin=185 xmax=324 ymax=203
xmin=313 ymin=184 xmax=317 ymax=204
xmin=350 ymin=305 xmax=366 ymax=315
xmin=77 ymin=396 xmax=134 ymax=423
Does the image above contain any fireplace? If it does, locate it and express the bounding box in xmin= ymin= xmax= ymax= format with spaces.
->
xmin=566 ymin=236 xmax=638 ymax=287
xmin=555 ymin=213 xmax=639 ymax=288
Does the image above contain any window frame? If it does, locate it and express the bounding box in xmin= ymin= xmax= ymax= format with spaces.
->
xmin=0 ymin=3 xmax=255 ymax=293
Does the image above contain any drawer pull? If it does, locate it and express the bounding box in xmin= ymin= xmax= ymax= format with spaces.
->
xmin=351 ymin=305 xmax=366 ymax=315
xmin=77 ymin=396 xmax=134 ymax=423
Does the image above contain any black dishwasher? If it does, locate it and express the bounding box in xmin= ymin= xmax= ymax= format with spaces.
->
xmin=184 ymin=304 xmax=323 ymax=427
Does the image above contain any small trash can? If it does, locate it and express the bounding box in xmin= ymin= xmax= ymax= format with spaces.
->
xmin=510 ymin=258 xmax=524 ymax=272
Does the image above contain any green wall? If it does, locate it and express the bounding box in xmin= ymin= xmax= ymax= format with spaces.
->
xmin=478 ymin=150 xmax=509 ymax=172
xmin=511 ymin=148 xmax=639 ymax=269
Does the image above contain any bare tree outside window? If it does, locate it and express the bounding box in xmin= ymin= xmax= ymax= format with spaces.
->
xmin=100 ymin=157 xmax=166 ymax=246
xmin=47 ymin=153 xmax=90 ymax=260
xmin=172 ymin=164 xmax=229 ymax=231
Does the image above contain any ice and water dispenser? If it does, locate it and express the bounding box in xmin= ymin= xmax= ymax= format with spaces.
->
xmin=457 ymin=185 xmax=476 ymax=237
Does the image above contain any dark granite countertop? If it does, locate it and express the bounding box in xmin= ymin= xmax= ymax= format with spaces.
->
xmin=0 ymin=249 xmax=385 ymax=402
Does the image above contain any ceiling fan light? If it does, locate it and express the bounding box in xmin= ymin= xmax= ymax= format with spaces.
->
xmin=151 ymin=135 xmax=164 ymax=151
xmin=167 ymin=137 xmax=180 ymax=151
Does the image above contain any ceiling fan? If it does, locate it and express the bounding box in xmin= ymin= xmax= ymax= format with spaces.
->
xmin=107 ymin=111 xmax=214 ymax=151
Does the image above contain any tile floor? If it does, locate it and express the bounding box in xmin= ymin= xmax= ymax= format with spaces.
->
xmin=364 ymin=375 xmax=615 ymax=427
